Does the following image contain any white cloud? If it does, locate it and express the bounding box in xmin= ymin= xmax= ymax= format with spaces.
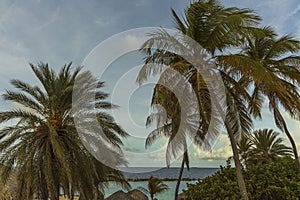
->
xmin=287 ymin=4 xmax=300 ymax=18
xmin=193 ymin=134 xmax=233 ymax=160
xmin=121 ymin=34 xmax=146 ymax=50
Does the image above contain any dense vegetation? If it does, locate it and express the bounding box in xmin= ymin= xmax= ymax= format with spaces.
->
xmin=184 ymin=157 xmax=300 ymax=200
xmin=184 ymin=129 xmax=298 ymax=200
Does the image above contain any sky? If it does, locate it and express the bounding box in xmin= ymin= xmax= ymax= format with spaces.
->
xmin=0 ymin=0 xmax=299 ymax=168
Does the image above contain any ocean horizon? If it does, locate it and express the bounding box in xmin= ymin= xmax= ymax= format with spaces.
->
xmin=121 ymin=167 xmax=219 ymax=179
xmin=105 ymin=167 xmax=220 ymax=199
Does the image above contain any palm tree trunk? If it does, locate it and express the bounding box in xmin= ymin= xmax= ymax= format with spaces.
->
xmin=174 ymin=155 xmax=185 ymax=200
xmin=210 ymin=93 xmax=249 ymax=200
xmin=225 ymin=122 xmax=249 ymax=200
xmin=269 ymin=106 xmax=300 ymax=170
xmin=283 ymin=125 xmax=300 ymax=169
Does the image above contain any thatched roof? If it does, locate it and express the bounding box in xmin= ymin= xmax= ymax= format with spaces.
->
xmin=105 ymin=189 xmax=148 ymax=200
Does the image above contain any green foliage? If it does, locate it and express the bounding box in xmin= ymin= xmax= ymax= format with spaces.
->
xmin=184 ymin=157 xmax=300 ymax=200
xmin=147 ymin=176 xmax=169 ymax=196
xmin=0 ymin=63 xmax=129 ymax=200
xmin=138 ymin=176 xmax=169 ymax=200
xmin=184 ymin=167 xmax=240 ymax=200
xmin=248 ymin=129 xmax=293 ymax=163
xmin=237 ymin=129 xmax=293 ymax=165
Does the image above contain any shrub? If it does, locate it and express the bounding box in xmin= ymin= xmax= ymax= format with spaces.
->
xmin=184 ymin=157 xmax=300 ymax=200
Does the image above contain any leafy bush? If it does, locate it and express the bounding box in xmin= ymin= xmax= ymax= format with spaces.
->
xmin=184 ymin=157 xmax=300 ymax=200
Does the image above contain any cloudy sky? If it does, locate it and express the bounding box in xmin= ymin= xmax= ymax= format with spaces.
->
xmin=0 ymin=0 xmax=300 ymax=167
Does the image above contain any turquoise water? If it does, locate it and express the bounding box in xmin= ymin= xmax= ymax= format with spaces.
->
xmin=104 ymin=168 xmax=219 ymax=199
xmin=105 ymin=180 xmax=197 ymax=199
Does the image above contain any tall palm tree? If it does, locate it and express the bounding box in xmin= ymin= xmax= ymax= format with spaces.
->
xmin=0 ymin=63 xmax=129 ymax=200
xmin=249 ymin=129 xmax=293 ymax=163
xmin=218 ymin=26 xmax=300 ymax=169
xmin=142 ymin=59 xmax=218 ymax=200
xmin=139 ymin=176 xmax=169 ymax=200
xmin=137 ymin=1 xmax=261 ymax=199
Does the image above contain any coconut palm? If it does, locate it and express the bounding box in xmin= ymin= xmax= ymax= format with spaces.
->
xmin=248 ymin=129 xmax=293 ymax=164
xmin=140 ymin=38 xmax=219 ymax=200
xmin=144 ymin=85 xmax=184 ymax=168
xmin=137 ymin=1 xmax=261 ymax=199
xmin=139 ymin=176 xmax=169 ymax=200
xmin=218 ymin=26 xmax=300 ymax=168
xmin=0 ymin=63 xmax=129 ymax=200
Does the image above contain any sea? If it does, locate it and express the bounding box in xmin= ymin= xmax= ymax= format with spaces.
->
xmin=105 ymin=167 xmax=219 ymax=199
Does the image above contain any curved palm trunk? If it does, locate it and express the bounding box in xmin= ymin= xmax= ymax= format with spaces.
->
xmin=211 ymin=95 xmax=249 ymax=200
xmin=283 ymin=124 xmax=300 ymax=169
xmin=274 ymin=107 xmax=300 ymax=170
xmin=225 ymin=122 xmax=249 ymax=200
xmin=174 ymin=153 xmax=186 ymax=200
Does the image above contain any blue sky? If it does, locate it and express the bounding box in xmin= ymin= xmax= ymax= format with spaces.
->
xmin=0 ymin=0 xmax=299 ymax=167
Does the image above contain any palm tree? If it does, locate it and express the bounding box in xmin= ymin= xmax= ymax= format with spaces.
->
xmin=218 ymin=26 xmax=300 ymax=169
xmin=137 ymin=1 xmax=261 ymax=199
xmin=139 ymin=176 xmax=169 ymax=200
xmin=236 ymin=129 xmax=293 ymax=166
xmin=248 ymin=129 xmax=293 ymax=164
xmin=0 ymin=63 xmax=129 ymax=200
xmin=142 ymin=67 xmax=215 ymax=200
xmin=237 ymin=134 xmax=253 ymax=165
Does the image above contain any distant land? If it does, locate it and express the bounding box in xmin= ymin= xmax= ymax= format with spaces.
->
xmin=119 ymin=167 xmax=220 ymax=180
